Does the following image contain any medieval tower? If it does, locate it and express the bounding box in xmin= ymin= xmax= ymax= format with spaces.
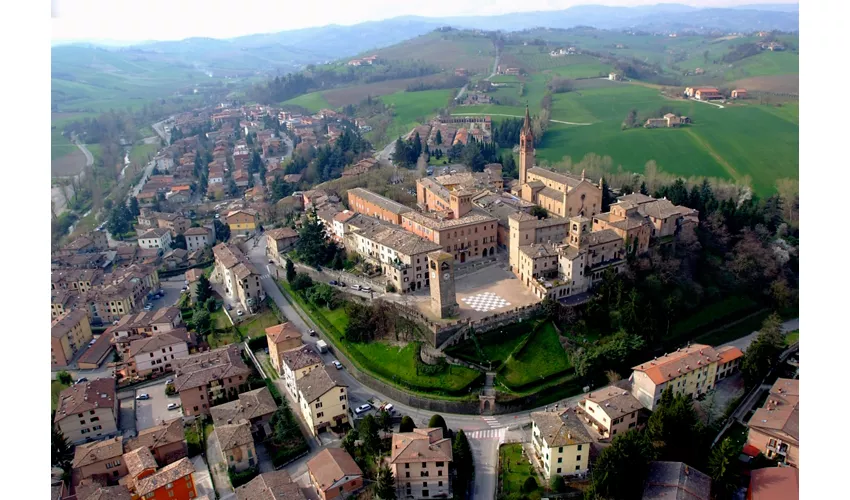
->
xmin=518 ymin=105 xmax=535 ymax=185
xmin=428 ymin=251 xmax=458 ymax=319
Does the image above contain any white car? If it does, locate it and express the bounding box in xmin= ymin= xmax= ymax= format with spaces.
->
xmin=332 ymin=360 xmax=343 ymax=370
xmin=136 ymin=393 xmax=150 ymax=400
xmin=354 ymin=404 xmax=372 ymax=415
xmin=350 ymin=284 xmax=362 ymax=291
xmin=382 ymin=403 xmax=394 ymax=414
xmin=236 ymin=309 xmax=244 ymax=317
xmin=167 ymin=403 xmax=181 ymax=411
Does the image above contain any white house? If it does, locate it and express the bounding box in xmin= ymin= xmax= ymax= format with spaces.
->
xmin=184 ymin=226 xmax=214 ymax=252
xmin=127 ymin=332 xmax=190 ymax=377
xmin=280 ymin=344 xmax=322 ymax=400
xmin=138 ymin=228 xmax=173 ymax=250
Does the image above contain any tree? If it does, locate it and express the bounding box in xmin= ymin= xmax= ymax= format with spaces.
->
xmin=741 ymin=313 xmax=786 ymax=387
xmin=107 ymin=204 xmax=133 ymax=236
xmin=330 ymin=252 xmax=344 ymax=271
xmin=452 ymin=430 xmax=475 ymax=498
xmin=551 ymin=474 xmax=567 ymax=493
xmin=376 ymin=465 xmax=397 ymax=500
xmin=296 ymin=211 xmax=334 ymax=267
xmin=193 ymin=309 xmax=212 ymax=335
xmin=435 ymin=129 xmax=443 ymax=145
xmin=204 ymin=296 xmax=217 ymax=313
xmin=358 ymin=414 xmax=381 ymax=456
xmin=128 ymin=197 xmax=140 ymax=217
xmin=639 ymin=181 xmax=649 ymax=195
xmin=214 ymin=219 xmax=231 ymax=242
xmin=601 ymin=177 xmax=613 ymax=212
xmin=291 ymin=273 xmax=314 ymax=292
xmin=342 ymin=429 xmax=358 ymax=456
xmin=400 ymin=415 xmax=416 ymax=433
xmin=285 ymin=259 xmax=297 ymax=282
xmin=378 ymin=410 xmax=393 ymax=433
xmin=428 ymin=414 xmax=448 ymax=435
xmin=51 ymin=428 xmax=74 ymax=472
xmin=195 ymin=275 xmax=213 ymax=304
xmin=708 ymin=438 xmax=739 ymax=500
xmin=57 ymin=371 xmax=73 ymax=385
xmin=529 ymin=205 xmax=548 ymax=219
xmin=173 ymin=234 xmax=187 ymax=250
xmin=647 ymin=387 xmax=703 ymax=465
xmin=523 ymin=476 xmax=538 ymax=494
xmin=592 ymin=430 xmax=657 ymax=500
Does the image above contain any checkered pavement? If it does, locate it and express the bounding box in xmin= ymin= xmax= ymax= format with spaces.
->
xmin=460 ymin=292 xmax=511 ymax=312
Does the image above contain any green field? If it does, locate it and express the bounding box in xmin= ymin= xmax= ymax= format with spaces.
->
xmin=444 ymin=321 xmax=536 ymax=369
xmin=380 ymin=89 xmax=454 ymax=140
xmin=129 ymin=143 xmax=158 ymax=167
xmin=281 ymin=91 xmax=330 ymax=112
xmin=500 ymin=322 xmax=573 ymax=390
xmin=499 ymin=444 xmax=542 ymax=500
xmin=237 ymin=311 xmax=281 ymax=339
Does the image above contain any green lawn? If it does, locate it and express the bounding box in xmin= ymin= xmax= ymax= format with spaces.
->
xmin=211 ymin=309 xmax=232 ymax=331
xmin=281 ymin=91 xmax=330 ymax=112
xmin=380 ymin=89 xmax=454 ymax=140
xmin=51 ymin=380 xmax=71 ymax=411
xmin=500 ymin=322 xmax=573 ymax=390
xmin=279 ymin=280 xmax=481 ymax=398
xmin=785 ymin=330 xmax=799 ymax=346
xmin=499 ymin=443 xmax=542 ymax=500
xmin=693 ymin=311 xmax=772 ymax=347
xmin=237 ymin=311 xmax=280 ymax=339
xmin=669 ymin=295 xmax=759 ymax=340
xmin=129 ymin=143 xmax=158 ymax=166
xmin=445 ymin=321 xmax=537 ymax=368
xmin=208 ymin=330 xmax=242 ymax=349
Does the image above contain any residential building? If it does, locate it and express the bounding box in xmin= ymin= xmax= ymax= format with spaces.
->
xmin=296 ymin=365 xmax=349 ymax=436
xmin=124 ymin=418 xmax=188 ymax=465
xmin=265 ymin=227 xmax=300 ymax=264
xmin=128 ymin=457 xmax=197 ymax=500
xmin=389 ymin=428 xmax=453 ymax=499
xmin=51 ymin=309 xmax=93 ymax=367
xmin=592 ymin=200 xmax=653 ymax=255
xmin=747 ymin=466 xmax=798 ymax=500
xmin=352 ymin=224 xmax=441 ymax=293
xmin=75 ymin=483 xmax=133 ymax=500
xmin=615 ymin=193 xmax=699 ymax=241
xmin=235 ymin=470 xmax=307 ymax=500
xmin=307 ymin=448 xmax=364 ymax=500
xmin=225 ymin=209 xmax=260 ymax=236
xmin=644 ymin=113 xmax=682 ymax=128
xmin=400 ymin=209 xmax=498 ymax=264
xmin=642 ymin=461 xmax=711 ymax=500
xmin=530 ymin=409 xmax=593 ymax=480
xmin=331 ymin=211 xmax=357 ymax=242
xmin=212 ymin=243 xmax=265 ymax=312
xmin=217 ymin=421 xmax=257 ymax=472
xmin=72 ymin=436 xmax=128 ymax=483
xmin=78 ymin=334 xmax=116 ymax=370
xmin=55 ymin=378 xmax=118 ymax=444
xmin=173 ymin=345 xmax=253 ymax=417
xmin=120 ymin=446 xmax=158 ymax=492
xmin=715 ymin=345 xmax=745 ymax=380
xmin=184 ymin=226 xmax=214 ymax=252
xmin=126 ymin=332 xmax=190 ymax=378
xmin=746 ymin=378 xmax=799 ymax=467
xmin=138 ymin=228 xmax=173 ymax=250
xmin=631 ymin=344 xmax=734 ymax=410
xmin=281 ymin=344 xmax=322 ymax=399
xmin=347 ymin=188 xmax=412 ymax=225
xmin=731 ymin=89 xmax=748 ymax=99
xmin=577 ymin=384 xmax=644 ymax=439
xmin=108 ymin=307 xmax=184 ymax=344
xmin=267 ymin=322 xmax=306 ymax=376
xmin=211 ymin=387 xmax=278 ymax=441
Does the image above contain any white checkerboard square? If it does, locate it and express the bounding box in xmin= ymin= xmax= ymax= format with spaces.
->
xmin=460 ymin=292 xmax=511 ymax=312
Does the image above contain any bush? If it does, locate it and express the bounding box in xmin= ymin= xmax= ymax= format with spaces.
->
xmin=551 ymin=475 xmax=567 ymax=493
xmin=228 ymin=466 xmax=259 ymax=488
xmin=165 ymin=384 xmax=176 ymax=396
xmin=57 ymin=371 xmax=73 ymax=385
xmin=265 ymin=378 xmax=283 ymax=405
xmin=291 ymin=273 xmax=314 ymax=291
xmin=247 ymin=335 xmax=268 ymax=351
xmin=386 ymin=283 xmax=397 ymax=293
xmin=523 ymin=476 xmax=538 ymax=494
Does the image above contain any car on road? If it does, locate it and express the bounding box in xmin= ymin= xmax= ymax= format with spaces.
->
xmin=380 ymin=403 xmax=394 ymax=414
xmin=269 ymin=259 xmax=274 ymax=264
xmin=144 ymin=303 xmax=153 ymax=311
xmin=338 ymin=281 xmax=346 ymax=287
xmin=237 ymin=309 xmax=244 ymax=317
xmin=136 ymin=393 xmax=150 ymax=400
xmin=329 ymin=280 xmax=339 ymax=286
xmin=181 ymin=286 xmax=188 ymax=292
xmin=350 ymin=284 xmax=362 ymax=291
xmin=361 ymin=286 xmax=372 ymax=292
xmin=166 ymin=378 xmax=173 ymax=384
xmin=167 ymin=403 xmax=181 ymax=411
xmin=75 ymin=377 xmax=88 ymax=385
xmin=354 ymin=404 xmax=372 ymax=415
xmin=88 ymin=339 xmax=97 ymax=346
xmin=309 ymin=329 xmax=317 ymax=337
xmin=332 ymin=360 xmax=343 ymax=370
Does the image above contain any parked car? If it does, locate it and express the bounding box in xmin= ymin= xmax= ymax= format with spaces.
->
xmin=338 ymin=281 xmax=347 ymax=287
xmin=144 ymin=304 xmax=153 ymax=311
xmin=75 ymin=377 xmax=88 ymax=385
xmin=237 ymin=309 xmax=244 ymax=317
xmin=136 ymin=393 xmax=150 ymax=400
xmin=181 ymin=286 xmax=188 ymax=292
xmin=354 ymin=404 xmax=372 ymax=415
xmin=361 ymin=286 xmax=372 ymax=292
xmin=329 ymin=280 xmax=339 ymax=286
xmin=351 ymin=284 xmax=362 ymax=291
xmin=166 ymin=378 xmax=173 ymax=384
xmin=309 ymin=329 xmax=317 ymax=337
xmin=381 ymin=403 xmax=394 ymax=414
xmin=333 ymin=360 xmax=343 ymax=370
xmin=167 ymin=403 xmax=181 ymax=411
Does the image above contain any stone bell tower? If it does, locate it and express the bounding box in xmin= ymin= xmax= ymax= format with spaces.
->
xmin=428 ymin=251 xmax=458 ymax=319
xmin=518 ymin=105 xmax=535 ymax=185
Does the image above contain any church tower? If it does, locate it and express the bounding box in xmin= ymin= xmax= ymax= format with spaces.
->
xmin=518 ymin=105 xmax=534 ymax=185
xmin=428 ymin=251 xmax=458 ymax=319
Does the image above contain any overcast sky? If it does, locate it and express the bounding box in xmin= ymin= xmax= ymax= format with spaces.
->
xmin=51 ymin=0 xmax=795 ymax=42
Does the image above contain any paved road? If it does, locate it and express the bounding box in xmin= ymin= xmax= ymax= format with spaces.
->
xmin=485 ymin=54 xmax=500 ymax=81
xmin=206 ymin=428 xmax=236 ymax=500
xmin=450 ymin=111 xmax=592 ymax=126
xmin=74 ymin=137 xmax=95 ymax=167
xmin=720 ymin=318 xmax=799 ymax=352
xmin=455 ymin=83 xmax=469 ymax=101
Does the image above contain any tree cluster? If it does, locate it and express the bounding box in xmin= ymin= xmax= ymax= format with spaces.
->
xmin=295 ymin=211 xmax=339 ymax=267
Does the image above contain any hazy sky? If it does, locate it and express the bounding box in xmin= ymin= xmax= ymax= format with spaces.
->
xmin=51 ymin=0 xmax=795 ymax=42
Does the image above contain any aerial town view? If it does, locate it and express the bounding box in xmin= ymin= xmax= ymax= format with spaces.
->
xmin=44 ymin=1 xmax=812 ymax=499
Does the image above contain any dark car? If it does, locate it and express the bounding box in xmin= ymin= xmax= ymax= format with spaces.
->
xmin=329 ymin=280 xmax=339 ymax=286
xmin=309 ymin=329 xmax=317 ymax=337
xmin=338 ymin=281 xmax=346 ymax=287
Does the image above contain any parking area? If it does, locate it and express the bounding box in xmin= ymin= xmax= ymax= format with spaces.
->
xmin=135 ymin=379 xmax=181 ymax=431
xmin=696 ymin=372 xmax=745 ymax=424
xmin=148 ymin=278 xmax=185 ymax=312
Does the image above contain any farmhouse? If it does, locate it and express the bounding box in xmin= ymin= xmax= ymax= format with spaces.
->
xmin=731 ymin=89 xmax=748 ymax=99
xmin=644 ymin=113 xmax=682 ymax=128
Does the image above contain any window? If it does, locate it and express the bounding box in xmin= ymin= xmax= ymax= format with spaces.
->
xmin=557 ymin=457 xmax=562 ymax=463
xmin=436 ymin=462 xmax=444 ymax=467
xmin=166 ymin=483 xmax=173 ymax=489
xmin=439 ymin=481 xmax=443 ymax=487
xmin=557 ymin=468 xmax=562 ymax=474
xmin=437 ymin=470 xmax=443 ymax=477
xmin=316 ymin=402 xmax=323 ymax=409
xmin=317 ymin=412 xmax=324 ymax=418
xmin=558 ymin=447 xmax=563 ymax=453
xmin=406 ymin=472 xmax=410 ymax=478
xmin=575 ymin=465 xmax=581 ymax=471
xmin=423 ymin=490 xmax=429 ymax=497
xmin=576 ymin=455 xmax=581 ymax=461
xmin=421 ymin=471 xmax=429 ymax=477
xmin=405 ymin=463 xmax=410 ymax=469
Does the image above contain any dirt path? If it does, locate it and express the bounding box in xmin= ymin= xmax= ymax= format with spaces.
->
xmin=450 ymin=112 xmax=592 ymax=126
xmin=684 ymin=128 xmax=742 ymax=182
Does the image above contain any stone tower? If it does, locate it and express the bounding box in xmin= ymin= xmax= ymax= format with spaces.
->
xmin=568 ymin=215 xmax=591 ymax=248
xmin=428 ymin=251 xmax=458 ymax=319
xmin=518 ymin=105 xmax=535 ymax=185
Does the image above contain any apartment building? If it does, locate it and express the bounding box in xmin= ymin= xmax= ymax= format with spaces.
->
xmin=212 ymin=243 xmax=265 ymax=312
xmin=266 ymin=322 xmax=304 ymax=375
xmin=211 ymin=387 xmax=278 ymax=440
xmin=630 ymin=344 xmax=743 ymax=410
xmin=184 ymin=226 xmax=214 ymax=252
xmin=307 ymin=448 xmax=364 ymax=500
xmin=83 ymin=264 xmax=161 ymax=324
xmin=265 ymin=227 xmax=299 ymax=264
xmin=281 ymin=344 xmax=322 ymax=399
xmin=217 ymin=421 xmax=257 ymax=472
xmin=124 ymin=418 xmax=188 ymax=465
xmin=389 ymin=428 xmax=453 ymax=499
xmin=347 ymin=188 xmax=412 ymax=224
xmin=577 ymin=384 xmax=644 ymax=439
xmin=225 ymin=209 xmax=260 ymax=236
xmin=138 ymin=228 xmax=173 ymax=250
xmin=748 ymin=467 xmax=798 ymax=500
xmin=716 ymin=345 xmax=745 ymax=380
xmin=296 ymin=365 xmax=349 ymax=436
xmin=55 ymin=378 xmax=118 ymax=445
xmin=352 ymin=224 xmax=441 ymax=293
xmin=401 ymin=210 xmax=498 ymax=264
xmin=235 ymin=470 xmax=307 ymax=500
xmin=173 ymin=346 xmax=253 ymax=417
xmin=72 ymin=436 xmax=128 ymax=483
xmin=643 ymin=461 xmax=711 ymax=500
xmin=107 ymin=306 xmax=184 ymax=343
xmin=530 ymin=409 xmax=593 ymax=480
xmin=126 ymin=332 xmax=190 ymax=378
xmin=51 ymin=309 xmax=93 ymax=367
xmin=126 ymin=457 xmax=197 ymax=500
xmin=746 ymin=378 xmax=799 ymax=467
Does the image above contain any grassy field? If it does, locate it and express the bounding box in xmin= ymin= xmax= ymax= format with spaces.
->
xmin=211 ymin=309 xmax=233 ymax=331
xmin=500 ymin=322 xmax=573 ymax=390
xmin=282 ymin=91 xmax=330 ymax=112
xmin=129 ymin=143 xmax=158 ymax=167
xmin=374 ymin=31 xmax=494 ymax=75
xmin=380 ymin=89 xmax=454 ymax=140
xmin=499 ymin=444 xmax=542 ymax=500
xmin=279 ymin=280 xmax=481 ymax=398
xmin=444 ymin=321 xmax=537 ymax=368
xmin=785 ymin=330 xmax=799 ymax=346
xmin=51 ymin=380 xmax=71 ymax=411
xmin=237 ymin=310 xmax=280 ymax=339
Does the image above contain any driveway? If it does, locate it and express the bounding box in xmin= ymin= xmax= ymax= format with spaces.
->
xmin=206 ymin=428 xmax=236 ymax=499
xmin=135 ymin=379 xmax=180 ymax=431
xmin=191 ymin=455 xmax=217 ymax=499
